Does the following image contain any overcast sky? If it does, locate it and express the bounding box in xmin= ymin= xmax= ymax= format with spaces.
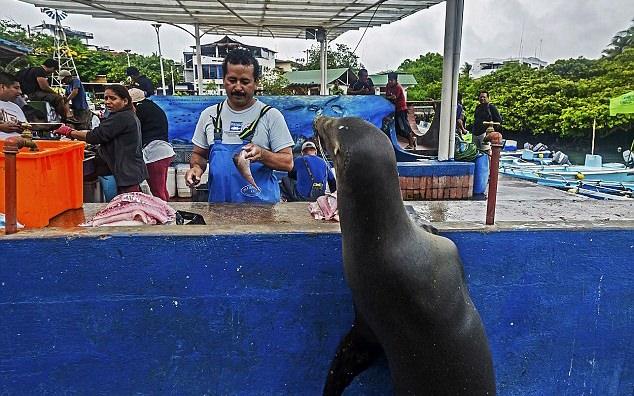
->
xmin=2 ymin=0 xmax=633 ymax=73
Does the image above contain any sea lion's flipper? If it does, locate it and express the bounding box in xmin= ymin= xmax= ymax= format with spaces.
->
xmin=323 ymin=316 xmax=383 ymax=396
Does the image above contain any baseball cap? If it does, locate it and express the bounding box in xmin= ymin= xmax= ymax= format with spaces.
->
xmin=59 ymin=70 xmax=72 ymax=77
xmin=301 ymin=141 xmax=317 ymax=152
xmin=128 ymin=88 xmax=146 ymax=103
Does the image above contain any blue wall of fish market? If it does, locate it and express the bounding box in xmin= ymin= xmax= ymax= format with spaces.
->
xmin=0 ymin=229 xmax=632 ymax=395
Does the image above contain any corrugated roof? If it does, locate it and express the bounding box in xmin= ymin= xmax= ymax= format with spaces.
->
xmin=0 ymin=37 xmax=31 ymax=62
xmin=15 ymin=1 xmax=444 ymax=40
xmin=285 ymin=68 xmax=351 ymax=85
xmin=369 ymin=73 xmax=417 ymax=86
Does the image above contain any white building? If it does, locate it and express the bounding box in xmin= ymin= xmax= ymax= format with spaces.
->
xmin=182 ymin=36 xmax=276 ymax=95
xmin=470 ymin=56 xmax=547 ymax=79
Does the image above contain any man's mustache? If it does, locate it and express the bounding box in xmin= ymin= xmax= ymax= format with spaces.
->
xmin=232 ymin=91 xmax=246 ymax=97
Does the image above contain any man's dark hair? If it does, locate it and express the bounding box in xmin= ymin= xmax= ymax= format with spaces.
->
xmin=387 ymin=72 xmax=398 ymax=81
xmin=0 ymin=71 xmax=18 ymax=86
xmin=222 ymin=49 xmax=260 ymax=81
xmin=457 ymin=92 xmax=463 ymax=102
xmin=43 ymin=59 xmax=57 ymax=69
xmin=358 ymin=68 xmax=368 ymax=76
xmin=479 ymin=90 xmax=489 ymax=97
xmin=126 ymin=66 xmax=140 ymax=77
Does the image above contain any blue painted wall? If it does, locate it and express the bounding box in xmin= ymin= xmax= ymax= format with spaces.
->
xmin=0 ymin=229 xmax=632 ymax=395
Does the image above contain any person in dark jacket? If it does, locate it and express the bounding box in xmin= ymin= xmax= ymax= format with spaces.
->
xmin=472 ymin=90 xmax=502 ymax=149
xmin=54 ymin=85 xmax=148 ymax=194
xmin=129 ymin=88 xmax=175 ymax=201
xmin=126 ymin=67 xmax=155 ymax=97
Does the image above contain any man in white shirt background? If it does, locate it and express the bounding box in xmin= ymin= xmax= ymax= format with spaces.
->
xmin=0 ymin=71 xmax=26 ymax=140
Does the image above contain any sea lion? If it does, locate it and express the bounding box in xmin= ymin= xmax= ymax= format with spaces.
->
xmin=314 ymin=116 xmax=495 ymax=395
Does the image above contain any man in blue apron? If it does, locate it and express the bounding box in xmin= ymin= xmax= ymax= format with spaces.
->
xmin=185 ymin=49 xmax=294 ymax=203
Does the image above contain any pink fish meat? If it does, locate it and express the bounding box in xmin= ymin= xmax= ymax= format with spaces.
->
xmin=82 ymin=192 xmax=177 ymax=226
xmin=233 ymin=150 xmax=259 ymax=190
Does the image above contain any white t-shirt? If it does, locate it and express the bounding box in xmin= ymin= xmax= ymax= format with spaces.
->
xmin=0 ymin=100 xmax=27 ymax=140
xmin=192 ymin=99 xmax=294 ymax=152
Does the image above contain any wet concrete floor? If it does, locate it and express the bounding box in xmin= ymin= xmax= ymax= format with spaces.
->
xmin=3 ymin=175 xmax=633 ymax=239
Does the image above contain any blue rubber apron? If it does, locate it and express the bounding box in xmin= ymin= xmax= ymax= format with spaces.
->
xmin=207 ymin=140 xmax=280 ymax=203
xmin=206 ymin=101 xmax=279 ymax=203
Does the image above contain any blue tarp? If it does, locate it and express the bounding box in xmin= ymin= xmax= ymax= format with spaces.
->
xmin=152 ymin=95 xmax=398 ymax=153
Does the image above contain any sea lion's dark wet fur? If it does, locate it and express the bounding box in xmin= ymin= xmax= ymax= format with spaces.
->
xmin=314 ymin=116 xmax=495 ymax=395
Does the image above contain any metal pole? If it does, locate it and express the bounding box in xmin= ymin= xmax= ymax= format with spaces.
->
xmin=124 ymin=50 xmax=131 ymax=67
xmin=170 ymin=65 xmax=175 ymax=95
xmin=195 ymin=24 xmax=204 ymax=95
xmin=448 ymin=0 xmax=464 ymax=158
xmin=3 ymin=143 xmax=18 ymax=235
xmin=486 ymin=143 xmax=503 ymax=225
xmin=438 ymin=0 xmax=456 ymax=161
xmin=152 ymin=24 xmax=167 ymax=95
xmin=320 ymin=34 xmax=328 ymax=95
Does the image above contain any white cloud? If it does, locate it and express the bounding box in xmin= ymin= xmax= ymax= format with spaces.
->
xmin=3 ymin=0 xmax=633 ymax=73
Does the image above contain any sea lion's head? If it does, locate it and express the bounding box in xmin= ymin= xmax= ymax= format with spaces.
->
xmin=313 ymin=115 xmax=397 ymax=187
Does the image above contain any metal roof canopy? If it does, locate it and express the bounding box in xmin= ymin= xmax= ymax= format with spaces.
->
xmin=18 ymin=0 xmax=463 ymax=161
xmin=18 ymin=1 xmax=443 ymax=40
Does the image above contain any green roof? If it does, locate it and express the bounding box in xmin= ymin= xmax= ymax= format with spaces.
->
xmin=284 ymin=68 xmax=351 ymax=86
xmin=368 ymin=73 xmax=417 ymax=86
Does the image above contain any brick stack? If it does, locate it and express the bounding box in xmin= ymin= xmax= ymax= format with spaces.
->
xmin=396 ymin=161 xmax=475 ymax=201
xmin=399 ymin=175 xmax=474 ymax=200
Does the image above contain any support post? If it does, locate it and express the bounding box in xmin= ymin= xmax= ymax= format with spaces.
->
xmin=152 ymin=24 xmax=167 ymax=95
xmin=3 ymin=143 xmax=18 ymax=234
xmin=485 ymin=130 xmax=503 ymax=225
xmin=438 ymin=0 xmax=457 ymax=161
xmin=448 ymin=0 xmax=464 ymax=157
xmin=195 ymin=24 xmax=204 ymax=95
xmin=319 ymin=36 xmax=328 ymax=95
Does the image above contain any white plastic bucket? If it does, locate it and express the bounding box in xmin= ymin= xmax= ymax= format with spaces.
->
xmin=176 ymin=164 xmax=192 ymax=198
xmin=167 ymin=167 xmax=176 ymax=198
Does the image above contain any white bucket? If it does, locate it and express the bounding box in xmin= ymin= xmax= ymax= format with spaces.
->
xmin=584 ymin=154 xmax=602 ymax=168
xmin=166 ymin=167 xmax=176 ymax=198
xmin=176 ymin=164 xmax=192 ymax=198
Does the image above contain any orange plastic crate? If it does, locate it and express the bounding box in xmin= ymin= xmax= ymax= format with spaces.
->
xmin=0 ymin=140 xmax=85 ymax=228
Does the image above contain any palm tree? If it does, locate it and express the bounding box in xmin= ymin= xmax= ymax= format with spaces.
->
xmin=603 ymin=18 xmax=634 ymax=58
xmin=461 ymin=62 xmax=472 ymax=77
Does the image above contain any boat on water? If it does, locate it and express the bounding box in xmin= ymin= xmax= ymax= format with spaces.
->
xmin=500 ymin=149 xmax=634 ymax=199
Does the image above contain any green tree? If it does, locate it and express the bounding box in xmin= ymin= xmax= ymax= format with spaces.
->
xmin=603 ymin=18 xmax=634 ymax=58
xmin=299 ymin=43 xmax=360 ymax=71
xmin=259 ymin=70 xmax=292 ymax=95
xmin=0 ymin=19 xmax=183 ymax=88
xmin=398 ymin=52 xmax=444 ymax=100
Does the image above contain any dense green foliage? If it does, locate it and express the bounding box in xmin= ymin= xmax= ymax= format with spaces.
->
xmin=399 ymin=52 xmax=444 ymax=100
xmin=396 ymin=20 xmax=634 ymax=137
xmin=0 ymin=19 xmax=182 ymax=88
xmin=259 ymin=70 xmax=293 ymax=95
xmin=300 ymin=43 xmax=360 ymax=72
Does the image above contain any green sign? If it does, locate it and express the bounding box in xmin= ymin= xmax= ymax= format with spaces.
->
xmin=610 ymin=91 xmax=634 ymax=116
